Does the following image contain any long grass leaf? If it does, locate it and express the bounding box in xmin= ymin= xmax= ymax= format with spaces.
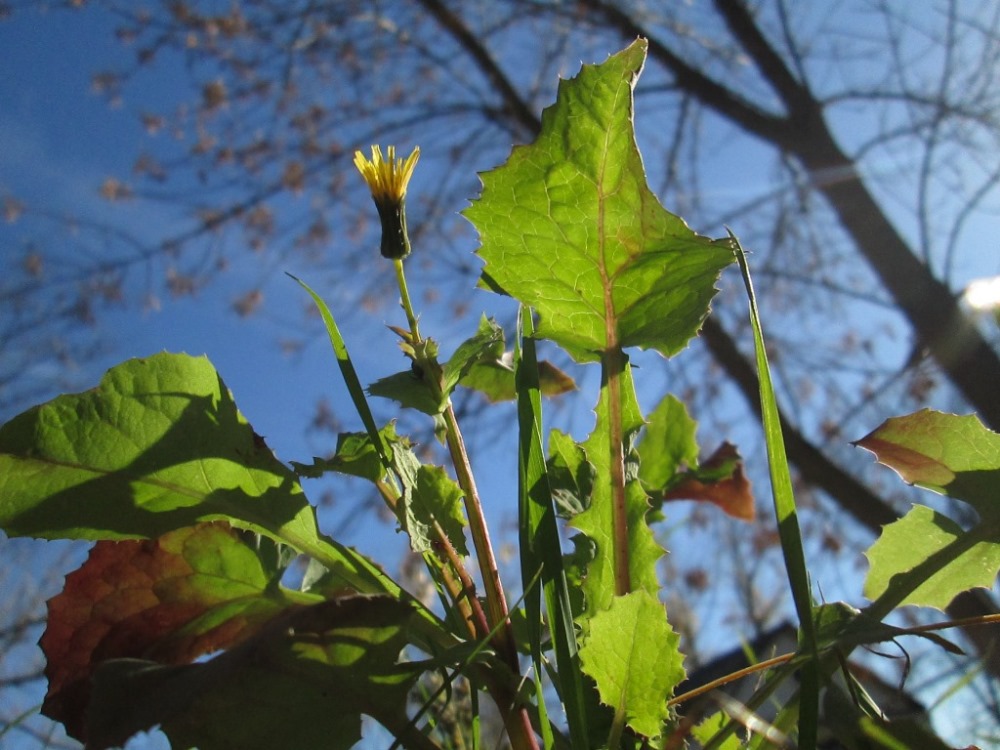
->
xmin=288 ymin=274 xmax=390 ymax=467
xmin=515 ymin=306 xmax=588 ymax=749
xmin=733 ymin=238 xmax=819 ymax=750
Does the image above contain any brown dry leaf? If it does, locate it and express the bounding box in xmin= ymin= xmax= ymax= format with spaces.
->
xmin=99 ymin=178 xmax=133 ymax=202
xmin=663 ymin=442 xmax=755 ymax=521
xmin=201 ymin=79 xmax=227 ymax=111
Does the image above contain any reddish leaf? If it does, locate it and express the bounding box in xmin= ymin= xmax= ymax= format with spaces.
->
xmin=663 ymin=443 xmax=755 ymax=521
xmin=41 ymin=522 xmax=291 ymax=741
xmin=854 ymin=409 xmax=1000 ymax=515
xmin=87 ymin=594 xmax=418 ymax=750
xmin=853 ymin=438 xmax=955 ymax=487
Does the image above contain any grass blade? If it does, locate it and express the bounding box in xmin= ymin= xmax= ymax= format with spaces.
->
xmin=288 ymin=274 xmax=390 ymax=468
xmin=733 ymin=238 xmax=819 ymax=750
xmin=515 ymin=306 xmax=588 ymax=749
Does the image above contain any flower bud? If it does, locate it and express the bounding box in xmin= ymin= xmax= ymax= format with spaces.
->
xmin=353 ymin=145 xmax=420 ymax=259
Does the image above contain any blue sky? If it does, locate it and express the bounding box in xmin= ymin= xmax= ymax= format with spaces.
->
xmin=0 ymin=8 xmax=432 ymax=747
xmin=0 ymin=8 xmax=613 ymax=747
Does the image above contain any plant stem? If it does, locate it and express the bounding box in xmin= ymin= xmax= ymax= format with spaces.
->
xmin=375 ymin=477 xmax=487 ymax=641
xmin=432 ymin=517 xmax=492 ymax=640
xmin=393 ymin=258 xmax=513 ymax=646
xmin=667 ymin=652 xmax=796 ymax=708
xmin=441 ymin=404 xmax=535 ymax=749
xmin=394 ymin=258 xmax=422 ymax=340
xmin=604 ymin=346 xmax=632 ymax=596
xmin=442 ymin=404 xmax=515 ymax=646
xmin=392 ymin=257 xmax=536 ymax=750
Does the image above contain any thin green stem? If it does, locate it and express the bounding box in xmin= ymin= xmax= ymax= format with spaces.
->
xmin=394 ymin=258 xmax=422 ymax=340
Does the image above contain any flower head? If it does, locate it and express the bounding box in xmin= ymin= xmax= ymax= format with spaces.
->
xmin=354 ymin=145 xmax=420 ymax=259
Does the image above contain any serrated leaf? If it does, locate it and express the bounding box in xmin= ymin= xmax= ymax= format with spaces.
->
xmin=86 ymin=594 xmax=418 ymax=750
xmin=368 ymin=317 xmax=505 ymax=414
xmin=461 ymin=353 xmax=576 ymax=403
xmin=466 ymin=39 xmax=733 ymax=361
xmin=854 ymin=409 xmax=1000 ymax=519
xmin=578 ymin=590 xmax=684 ymax=739
xmin=864 ymin=504 xmax=1000 ymax=610
xmin=571 ymin=367 xmax=661 ymax=616
xmin=0 ymin=353 xmax=318 ymax=547
xmin=382 ymin=434 xmax=469 ymax=557
xmin=40 ymin=522 xmax=314 ymax=742
xmin=441 ymin=315 xmax=505 ymax=393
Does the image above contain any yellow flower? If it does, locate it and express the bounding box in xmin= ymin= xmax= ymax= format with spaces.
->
xmin=354 ymin=145 xmax=420 ymax=259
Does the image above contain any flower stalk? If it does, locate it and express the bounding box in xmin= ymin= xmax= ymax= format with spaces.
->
xmin=356 ymin=144 xmax=536 ymax=749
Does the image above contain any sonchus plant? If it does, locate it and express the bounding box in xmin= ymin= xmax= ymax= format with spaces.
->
xmin=2 ymin=40 xmax=998 ymax=750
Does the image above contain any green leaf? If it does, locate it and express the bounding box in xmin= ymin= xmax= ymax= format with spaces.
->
xmin=380 ymin=433 xmax=468 ymax=557
xmin=864 ymin=504 xmax=1000 ymax=610
xmin=734 ymin=242 xmax=819 ymax=749
xmin=86 ymin=595 xmax=422 ymax=750
xmin=691 ymin=712 xmax=745 ymax=750
xmin=368 ymin=369 xmax=443 ymax=415
xmin=370 ymin=317 xmax=556 ymax=413
xmin=40 ymin=522 xmax=315 ymax=742
xmin=0 ymin=353 xmax=428 ymax=622
xmin=854 ymin=409 xmax=1000 ymax=518
xmin=546 ymin=429 xmax=595 ymax=518
xmin=466 ymin=39 xmax=732 ymax=362
xmin=636 ymin=394 xmax=699 ymax=492
xmin=441 ymin=315 xmax=505 ymax=394
xmin=578 ymin=590 xmax=684 ymax=740
xmin=290 ymin=274 xmax=391 ymax=470
xmin=637 ymin=395 xmax=755 ymax=522
xmin=407 ymin=464 xmax=468 ymax=557
xmin=515 ymin=307 xmax=589 ymax=750
xmin=461 ymin=354 xmax=576 ymax=403
xmin=571 ymin=366 xmax=661 ymax=617
xmin=856 ymin=410 xmax=1000 ymax=613
xmin=0 ymin=353 xmax=318 ymax=548
xmin=292 ymin=424 xmax=401 ymax=481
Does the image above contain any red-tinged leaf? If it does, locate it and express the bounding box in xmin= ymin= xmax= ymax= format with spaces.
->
xmin=41 ymin=522 xmax=304 ymax=742
xmin=854 ymin=409 xmax=1000 ymax=517
xmin=637 ymin=396 xmax=754 ymax=521
xmin=663 ymin=443 xmax=755 ymax=521
xmin=466 ymin=40 xmax=733 ymax=362
xmin=86 ymin=595 xmax=419 ymax=750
